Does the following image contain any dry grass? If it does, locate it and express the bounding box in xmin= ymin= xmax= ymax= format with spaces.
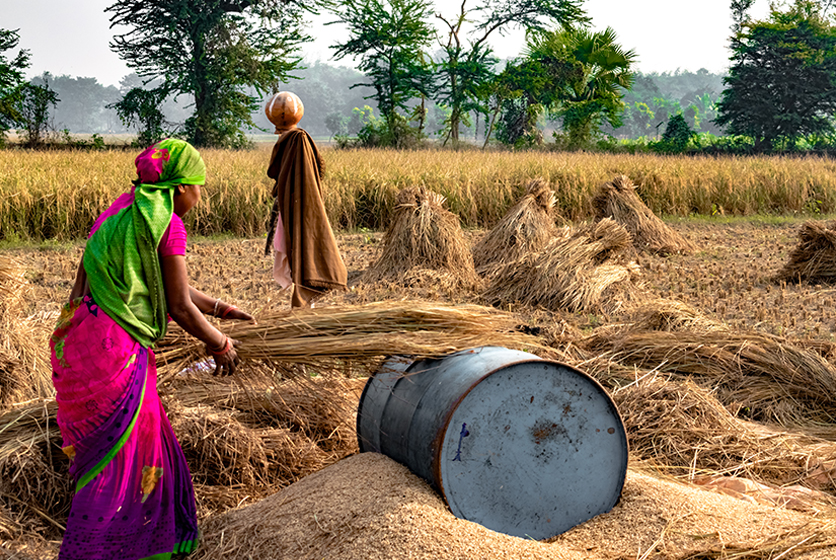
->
xmin=592 ymin=175 xmax=697 ymax=255
xmin=5 ymin=149 xmax=836 ymax=241
xmin=472 ymin=177 xmax=561 ymax=271
xmin=777 ymin=220 xmax=836 ymax=283
xmin=362 ymin=187 xmax=479 ymax=290
xmin=483 ymin=219 xmax=641 ymax=314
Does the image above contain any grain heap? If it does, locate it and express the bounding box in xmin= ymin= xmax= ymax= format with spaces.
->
xmin=192 ymin=453 xmax=836 ymax=560
xmin=777 ymin=220 xmax=836 ymax=283
xmin=483 ymin=218 xmax=640 ymax=314
xmin=592 ymin=175 xmax=696 ymax=255
xmin=362 ymin=186 xmax=479 ymax=290
xmin=472 ymin=178 xmax=560 ymax=273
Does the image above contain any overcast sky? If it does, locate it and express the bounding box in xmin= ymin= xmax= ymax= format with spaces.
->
xmin=1 ymin=0 xmax=772 ymax=88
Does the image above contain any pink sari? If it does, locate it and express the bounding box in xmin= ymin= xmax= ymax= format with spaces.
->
xmin=50 ymin=296 xmax=198 ymax=559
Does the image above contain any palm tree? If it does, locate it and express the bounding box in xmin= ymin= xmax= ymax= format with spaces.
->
xmin=526 ymin=27 xmax=636 ymax=149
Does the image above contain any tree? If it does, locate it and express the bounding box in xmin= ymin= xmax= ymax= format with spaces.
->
xmin=328 ymin=0 xmax=435 ymax=146
xmin=0 ymin=28 xmax=31 ymax=141
xmin=526 ymin=26 xmax=636 ymax=149
xmin=110 ymin=87 xmax=171 ymax=147
xmin=17 ymin=80 xmax=60 ymax=147
xmin=716 ymin=1 xmax=836 ymax=150
xmin=434 ymin=0 xmax=587 ymax=145
xmin=106 ymin=0 xmax=309 ymax=148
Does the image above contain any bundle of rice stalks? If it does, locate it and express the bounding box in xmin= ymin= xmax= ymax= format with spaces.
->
xmin=777 ymin=220 xmax=836 ymax=283
xmin=615 ymin=377 xmax=836 ymax=499
xmin=0 ymin=256 xmax=52 ymax=406
xmin=0 ymin=400 xmax=70 ymax=538
xmin=592 ymin=175 xmax=696 ymax=255
xmin=472 ymin=178 xmax=561 ymax=272
xmin=584 ymin=328 xmax=836 ymax=430
xmin=482 ymin=219 xmax=641 ymax=314
xmin=620 ymin=298 xmax=727 ymax=333
xmin=154 ymin=301 xmax=541 ymax=381
xmin=362 ymin=186 xmax=479 ymax=290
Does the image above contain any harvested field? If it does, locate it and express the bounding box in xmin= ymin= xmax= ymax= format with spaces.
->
xmin=3 ymin=216 xmax=836 ymax=559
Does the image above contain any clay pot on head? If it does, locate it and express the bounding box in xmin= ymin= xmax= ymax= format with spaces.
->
xmin=265 ymin=92 xmax=304 ymax=134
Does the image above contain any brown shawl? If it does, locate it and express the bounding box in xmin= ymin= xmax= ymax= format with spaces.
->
xmin=265 ymin=128 xmax=347 ymax=307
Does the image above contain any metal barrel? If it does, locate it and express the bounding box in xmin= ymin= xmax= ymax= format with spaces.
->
xmin=357 ymin=346 xmax=629 ymax=540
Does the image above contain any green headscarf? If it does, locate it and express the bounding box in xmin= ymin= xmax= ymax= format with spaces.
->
xmin=84 ymin=139 xmax=206 ymax=347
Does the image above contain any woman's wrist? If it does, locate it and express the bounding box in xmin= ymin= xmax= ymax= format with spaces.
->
xmin=206 ymin=333 xmax=227 ymax=353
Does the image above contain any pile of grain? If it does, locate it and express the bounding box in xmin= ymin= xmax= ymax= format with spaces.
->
xmin=592 ymin=175 xmax=696 ymax=255
xmin=472 ymin=178 xmax=560 ymax=273
xmin=362 ymin=186 xmax=479 ymax=290
xmin=777 ymin=220 xmax=836 ymax=283
xmin=483 ymin=219 xmax=641 ymax=315
xmin=193 ymin=453 xmax=836 ymax=560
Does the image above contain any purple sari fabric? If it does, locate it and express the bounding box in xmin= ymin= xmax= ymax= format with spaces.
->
xmin=51 ymin=296 xmax=198 ymax=559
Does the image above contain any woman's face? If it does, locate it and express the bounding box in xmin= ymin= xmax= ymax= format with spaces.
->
xmin=174 ymin=184 xmax=201 ymax=217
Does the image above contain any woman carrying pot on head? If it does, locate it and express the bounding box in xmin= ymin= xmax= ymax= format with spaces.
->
xmin=50 ymin=138 xmax=252 ymax=560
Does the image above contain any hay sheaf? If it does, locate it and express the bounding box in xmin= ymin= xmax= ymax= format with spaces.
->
xmin=615 ymin=378 xmax=836 ymax=501
xmin=583 ymin=328 xmax=836 ymax=431
xmin=193 ymin=453 xmax=835 ymax=560
xmin=362 ymin=187 xmax=479 ymax=290
xmin=473 ymin=178 xmax=561 ymax=272
xmin=592 ymin=175 xmax=696 ymax=255
xmin=483 ymin=219 xmax=641 ymax=315
xmin=777 ymin=220 xmax=836 ymax=283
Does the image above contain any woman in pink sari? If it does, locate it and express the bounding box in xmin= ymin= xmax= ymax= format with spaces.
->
xmin=50 ymin=139 xmax=252 ymax=559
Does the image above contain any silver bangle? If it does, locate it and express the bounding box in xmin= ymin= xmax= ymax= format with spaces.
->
xmin=213 ymin=299 xmax=221 ymax=317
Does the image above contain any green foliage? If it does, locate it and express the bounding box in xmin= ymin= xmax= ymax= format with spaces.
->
xmin=17 ymin=81 xmax=60 ymax=148
xmin=653 ymin=113 xmax=695 ymax=154
xmin=109 ymin=87 xmax=170 ymax=148
xmin=329 ymin=0 xmax=434 ymax=146
xmin=0 ymin=28 xmax=31 ymax=139
xmin=336 ymin=105 xmax=425 ymax=148
xmin=106 ymin=0 xmax=308 ymax=148
xmin=716 ymin=1 xmax=836 ymax=151
xmin=525 ymin=26 xmax=636 ymax=149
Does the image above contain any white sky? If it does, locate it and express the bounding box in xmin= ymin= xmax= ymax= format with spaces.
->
xmin=1 ymin=0 xmax=772 ymax=88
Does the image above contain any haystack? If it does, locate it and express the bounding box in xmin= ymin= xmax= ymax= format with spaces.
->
xmin=615 ymin=377 xmax=836 ymax=500
xmin=193 ymin=453 xmax=836 ymax=560
xmin=482 ymin=219 xmax=641 ymax=314
xmin=0 ymin=256 xmax=52 ymax=406
xmin=592 ymin=175 xmax=696 ymax=255
xmin=472 ymin=178 xmax=560 ymax=272
xmin=583 ymin=328 xmax=836 ymax=432
xmin=777 ymin=220 xmax=836 ymax=283
xmin=362 ymin=186 xmax=479 ymax=290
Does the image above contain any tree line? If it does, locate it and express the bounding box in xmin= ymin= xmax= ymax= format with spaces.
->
xmin=1 ymin=0 xmax=835 ymax=153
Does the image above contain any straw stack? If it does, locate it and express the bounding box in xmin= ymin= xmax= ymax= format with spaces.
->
xmin=482 ymin=219 xmax=641 ymax=314
xmin=472 ymin=178 xmax=561 ymax=272
xmin=362 ymin=186 xmax=479 ymax=290
xmin=592 ymin=174 xmax=696 ymax=255
xmin=777 ymin=220 xmax=836 ymax=283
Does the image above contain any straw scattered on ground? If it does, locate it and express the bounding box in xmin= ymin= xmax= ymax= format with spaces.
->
xmin=777 ymin=220 xmax=836 ymax=283
xmin=483 ymin=219 xmax=641 ymax=314
xmin=472 ymin=178 xmax=561 ymax=272
xmin=193 ymin=453 xmax=836 ymax=560
xmin=362 ymin=186 xmax=479 ymax=290
xmin=592 ymin=175 xmax=697 ymax=255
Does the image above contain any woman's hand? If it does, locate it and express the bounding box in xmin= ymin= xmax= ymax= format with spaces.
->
xmin=207 ymin=337 xmax=241 ymax=376
xmin=220 ymin=305 xmax=254 ymax=322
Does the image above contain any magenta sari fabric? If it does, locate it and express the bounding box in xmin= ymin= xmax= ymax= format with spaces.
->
xmin=50 ymin=296 xmax=198 ymax=560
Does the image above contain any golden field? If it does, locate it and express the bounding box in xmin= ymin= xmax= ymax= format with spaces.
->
xmin=3 ymin=147 xmax=836 ymax=241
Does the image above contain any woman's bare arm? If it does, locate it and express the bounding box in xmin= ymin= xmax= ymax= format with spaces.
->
xmin=69 ymin=253 xmax=89 ymax=302
xmin=161 ymin=254 xmax=239 ymax=375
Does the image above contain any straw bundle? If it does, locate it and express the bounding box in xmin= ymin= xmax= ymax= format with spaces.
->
xmin=777 ymin=220 xmax=836 ymax=283
xmin=482 ymin=219 xmax=641 ymax=314
xmin=472 ymin=178 xmax=561 ymax=272
xmin=621 ymin=298 xmax=727 ymax=333
xmin=154 ymin=301 xmax=541 ymax=381
xmin=0 ymin=256 xmax=51 ymax=406
xmin=592 ymin=175 xmax=696 ymax=255
xmin=362 ymin=186 xmax=479 ymax=290
xmin=584 ymin=328 xmax=836 ymax=430
xmin=615 ymin=378 xmax=836 ymax=498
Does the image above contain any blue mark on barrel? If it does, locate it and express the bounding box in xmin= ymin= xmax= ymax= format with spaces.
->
xmin=452 ymin=423 xmax=470 ymax=461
